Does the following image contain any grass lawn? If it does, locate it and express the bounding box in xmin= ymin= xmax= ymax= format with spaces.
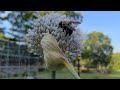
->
xmin=1 ymin=68 xmax=120 ymax=79
xmin=36 ymin=68 xmax=120 ymax=79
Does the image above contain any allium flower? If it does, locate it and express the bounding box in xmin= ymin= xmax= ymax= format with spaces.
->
xmin=25 ymin=12 xmax=83 ymax=61
xmin=41 ymin=33 xmax=80 ymax=79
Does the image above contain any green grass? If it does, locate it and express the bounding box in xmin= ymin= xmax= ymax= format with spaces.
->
xmin=36 ymin=68 xmax=120 ymax=79
xmin=37 ymin=68 xmax=75 ymax=79
xmin=107 ymin=71 xmax=120 ymax=79
xmin=1 ymin=68 xmax=120 ymax=79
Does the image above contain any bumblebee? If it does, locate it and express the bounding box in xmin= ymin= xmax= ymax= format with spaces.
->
xmin=59 ymin=21 xmax=81 ymax=37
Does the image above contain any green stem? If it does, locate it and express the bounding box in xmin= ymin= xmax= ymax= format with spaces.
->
xmin=51 ymin=71 xmax=56 ymax=79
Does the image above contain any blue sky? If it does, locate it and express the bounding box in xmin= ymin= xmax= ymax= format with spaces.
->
xmin=2 ymin=11 xmax=120 ymax=53
xmin=80 ymin=11 xmax=120 ymax=53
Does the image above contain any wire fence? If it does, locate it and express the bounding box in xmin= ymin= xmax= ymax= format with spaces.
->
xmin=0 ymin=39 xmax=40 ymax=79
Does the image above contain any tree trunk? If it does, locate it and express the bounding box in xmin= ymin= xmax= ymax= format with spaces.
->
xmin=96 ymin=64 xmax=101 ymax=74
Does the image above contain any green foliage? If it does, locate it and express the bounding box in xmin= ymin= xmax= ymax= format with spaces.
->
xmin=0 ymin=11 xmax=7 ymax=34
xmin=4 ymin=11 xmax=83 ymax=42
xmin=6 ymin=11 xmax=38 ymax=41
xmin=0 ymin=32 xmax=8 ymax=40
xmin=108 ymin=53 xmax=120 ymax=71
xmin=39 ymin=11 xmax=83 ymax=20
xmin=81 ymin=31 xmax=113 ymax=67
xmin=0 ymin=33 xmax=5 ymax=39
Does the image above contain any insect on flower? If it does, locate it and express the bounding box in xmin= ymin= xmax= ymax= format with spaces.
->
xmin=59 ymin=21 xmax=81 ymax=37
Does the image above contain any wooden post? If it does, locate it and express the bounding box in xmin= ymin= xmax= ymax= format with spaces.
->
xmin=51 ymin=71 xmax=56 ymax=79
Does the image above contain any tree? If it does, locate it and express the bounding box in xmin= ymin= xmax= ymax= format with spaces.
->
xmin=6 ymin=11 xmax=83 ymax=42
xmin=38 ymin=11 xmax=83 ymax=20
xmin=6 ymin=11 xmax=38 ymax=42
xmin=108 ymin=53 xmax=120 ymax=71
xmin=81 ymin=32 xmax=113 ymax=69
xmin=0 ymin=11 xmax=9 ymax=40
xmin=0 ymin=33 xmax=8 ymax=40
xmin=0 ymin=11 xmax=5 ymax=34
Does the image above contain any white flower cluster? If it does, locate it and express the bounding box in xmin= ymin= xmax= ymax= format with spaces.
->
xmin=25 ymin=13 xmax=83 ymax=61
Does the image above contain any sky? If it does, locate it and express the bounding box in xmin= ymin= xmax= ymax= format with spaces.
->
xmin=2 ymin=11 xmax=120 ymax=53
xmin=80 ymin=11 xmax=120 ymax=53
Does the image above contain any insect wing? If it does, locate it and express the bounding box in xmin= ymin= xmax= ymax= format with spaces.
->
xmin=69 ymin=21 xmax=81 ymax=24
xmin=64 ymin=24 xmax=76 ymax=31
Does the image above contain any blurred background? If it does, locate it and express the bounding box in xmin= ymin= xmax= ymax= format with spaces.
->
xmin=0 ymin=11 xmax=120 ymax=79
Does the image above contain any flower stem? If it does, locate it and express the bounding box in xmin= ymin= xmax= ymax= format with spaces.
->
xmin=51 ymin=71 xmax=56 ymax=79
xmin=77 ymin=58 xmax=80 ymax=76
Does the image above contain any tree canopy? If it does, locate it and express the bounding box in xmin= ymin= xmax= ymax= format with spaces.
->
xmin=1 ymin=11 xmax=83 ymax=42
xmin=109 ymin=53 xmax=120 ymax=71
xmin=81 ymin=31 xmax=113 ymax=67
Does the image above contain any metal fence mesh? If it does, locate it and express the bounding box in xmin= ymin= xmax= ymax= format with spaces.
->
xmin=0 ymin=39 xmax=40 ymax=79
